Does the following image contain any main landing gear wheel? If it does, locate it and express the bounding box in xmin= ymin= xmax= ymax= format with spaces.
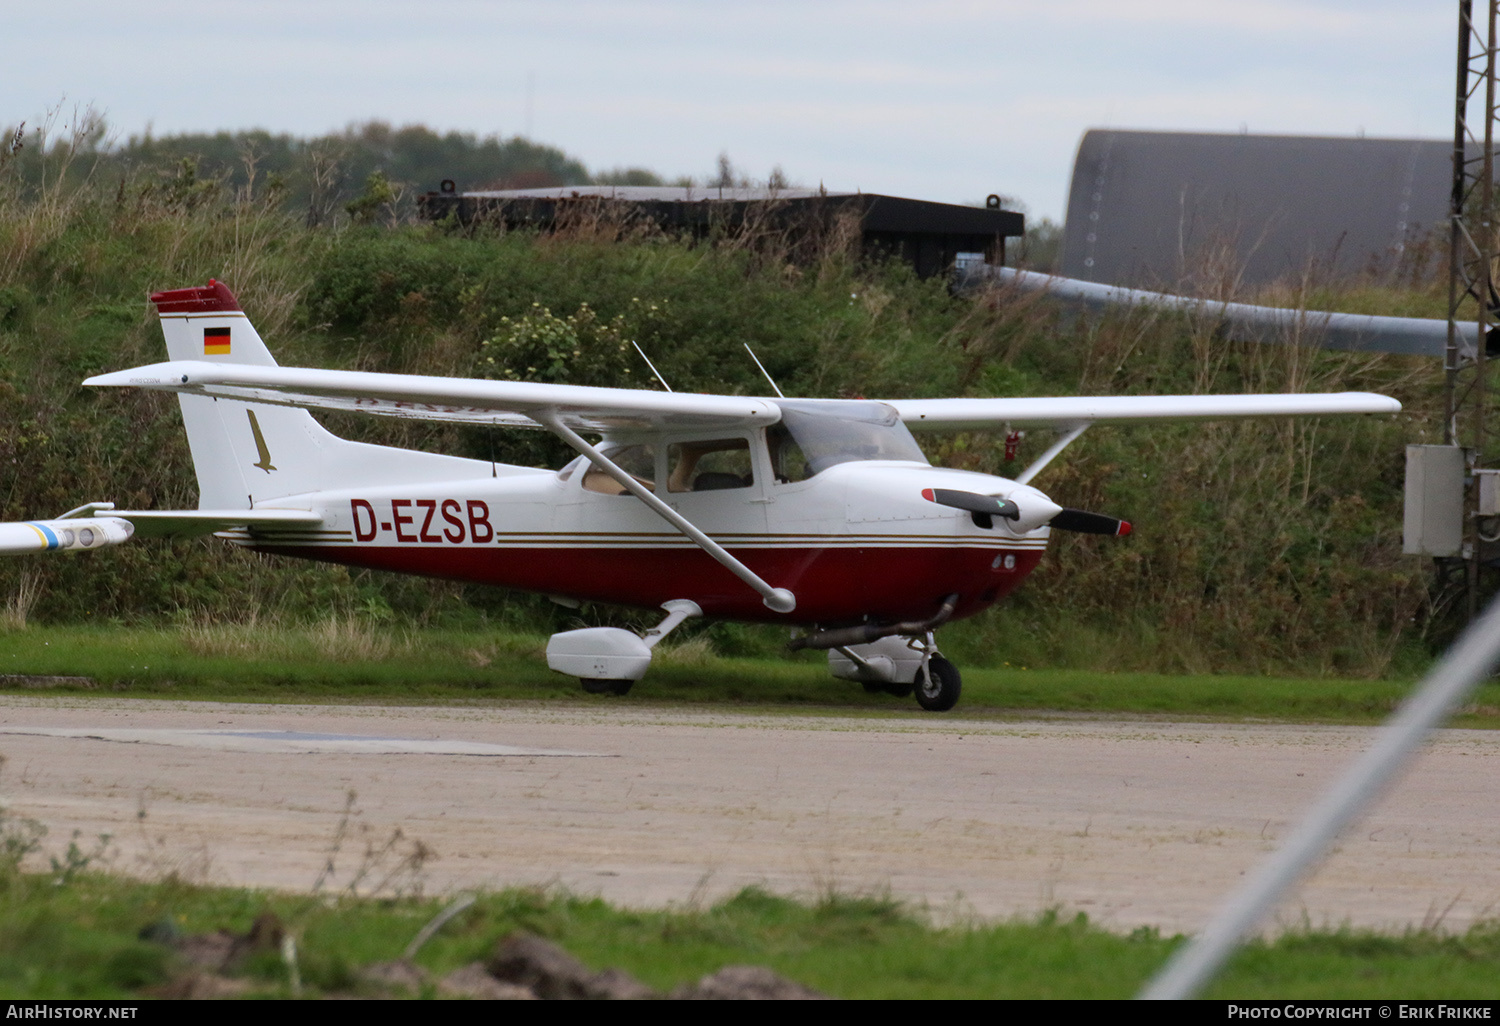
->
xmin=581 ymin=678 xmax=634 ymax=696
xmin=913 ymin=655 xmax=961 ymax=712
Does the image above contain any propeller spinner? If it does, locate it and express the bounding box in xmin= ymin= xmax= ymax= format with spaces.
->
xmin=921 ymin=487 xmax=1131 ymax=536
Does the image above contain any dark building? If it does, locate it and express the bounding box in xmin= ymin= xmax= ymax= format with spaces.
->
xmin=1062 ymin=129 xmax=1451 ymax=289
xmin=419 ymin=185 xmax=1024 ymax=279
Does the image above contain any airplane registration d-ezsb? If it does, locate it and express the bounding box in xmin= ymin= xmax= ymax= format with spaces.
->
xmin=0 ymin=281 xmax=1401 ymax=711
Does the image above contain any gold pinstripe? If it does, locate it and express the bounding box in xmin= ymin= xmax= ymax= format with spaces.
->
xmin=234 ymin=536 xmax=1048 ymax=550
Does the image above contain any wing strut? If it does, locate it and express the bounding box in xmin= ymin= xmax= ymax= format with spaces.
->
xmin=1014 ymin=424 xmax=1089 ymax=485
xmin=537 ymin=412 xmax=797 ymax=614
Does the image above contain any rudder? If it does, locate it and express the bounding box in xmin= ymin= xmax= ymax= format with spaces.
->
xmin=151 ymin=280 xmax=490 ymax=509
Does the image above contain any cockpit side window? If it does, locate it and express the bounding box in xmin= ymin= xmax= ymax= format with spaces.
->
xmin=667 ymin=438 xmax=754 ymax=492
xmin=582 ymin=443 xmax=657 ymax=495
xmin=768 ymin=424 xmax=812 ymax=483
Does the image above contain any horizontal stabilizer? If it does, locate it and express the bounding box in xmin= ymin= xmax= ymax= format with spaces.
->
xmin=110 ymin=508 xmax=323 ymax=539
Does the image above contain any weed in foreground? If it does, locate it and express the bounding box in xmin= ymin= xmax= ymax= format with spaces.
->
xmin=310 ymin=790 xmax=434 ymax=901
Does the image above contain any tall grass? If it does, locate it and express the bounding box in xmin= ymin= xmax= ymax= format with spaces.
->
xmin=0 ymin=570 xmax=41 ymax=632
xmin=180 ymin=614 xmax=407 ymax=663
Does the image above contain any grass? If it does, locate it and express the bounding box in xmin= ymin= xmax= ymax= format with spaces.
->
xmin=0 ymin=623 xmax=1496 ymax=726
xmin=0 ymin=873 xmax=1496 ymax=999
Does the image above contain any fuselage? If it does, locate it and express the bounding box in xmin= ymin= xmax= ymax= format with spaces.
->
xmin=231 ymin=447 xmax=1049 ymax=626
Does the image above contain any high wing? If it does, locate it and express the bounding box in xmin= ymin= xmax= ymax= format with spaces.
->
xmin=86 ymin=361 xmax=1399 ymax=434
xmin=888 ymin=393 xmax=1401 ymax=431
xmin=84 ymin=361 xmax=780 ymax=432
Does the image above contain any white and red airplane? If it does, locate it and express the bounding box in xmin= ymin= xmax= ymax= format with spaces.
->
xmin=0 ymin=280 xmax=1400 ymax=710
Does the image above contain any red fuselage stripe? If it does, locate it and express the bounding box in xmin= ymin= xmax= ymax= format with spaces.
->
xmin=256 ymin=543 xmax=1044 ymax=624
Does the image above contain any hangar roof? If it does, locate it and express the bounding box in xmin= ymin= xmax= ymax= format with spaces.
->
xmin=419 ymin=186 xmax=1024 ymax=278
xmin=1061 ymin=129 xmax=1452 ymax=289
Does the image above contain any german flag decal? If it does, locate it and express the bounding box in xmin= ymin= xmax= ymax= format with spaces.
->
xmin=203 ymin=326 xmax=231 ymax=355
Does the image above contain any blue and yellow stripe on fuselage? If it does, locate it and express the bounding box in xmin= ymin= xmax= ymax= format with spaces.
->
xmin=24 ymin=523 xmax=59 ymax=550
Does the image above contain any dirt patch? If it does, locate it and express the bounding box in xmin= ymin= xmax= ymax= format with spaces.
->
xmin=0 ymin=675 xmax=97 ymax=689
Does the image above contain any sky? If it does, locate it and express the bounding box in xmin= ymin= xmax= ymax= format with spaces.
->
xmin=7 ymin=1 xmax=1456 ymax=221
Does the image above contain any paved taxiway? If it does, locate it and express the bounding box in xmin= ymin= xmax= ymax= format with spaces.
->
xmin=0 ymin=696 xmax=1496 ymax=935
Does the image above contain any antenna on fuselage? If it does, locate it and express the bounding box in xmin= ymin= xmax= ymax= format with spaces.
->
xmin=630 ymin=340 xmax=673 ymax=392
xmin=744 ymin=343 xmax=785 ymax=399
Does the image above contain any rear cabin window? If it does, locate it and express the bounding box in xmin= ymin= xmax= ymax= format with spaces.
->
xmin=667 ymin=438 xmax=754 ymax=492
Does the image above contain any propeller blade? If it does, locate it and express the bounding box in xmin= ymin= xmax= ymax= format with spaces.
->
xmin=920 ymin=488 xmax=1019 ymax=521
xmin=1049 ymin=508 xmax=1132 ymax=536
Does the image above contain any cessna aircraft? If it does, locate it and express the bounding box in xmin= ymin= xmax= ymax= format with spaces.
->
xmin=0 ymin=281 xmax=1400 ymax=711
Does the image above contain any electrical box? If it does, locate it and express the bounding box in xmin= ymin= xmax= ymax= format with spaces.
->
xmin=1477 ymin=469 xmax=1500 ymax=516
xmin=1404 ymin=445 xmax=1465 ymax=556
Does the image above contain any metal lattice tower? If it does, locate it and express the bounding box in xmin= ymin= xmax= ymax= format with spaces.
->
xmin=1446 ymin=0 xmax=1500 ymax=619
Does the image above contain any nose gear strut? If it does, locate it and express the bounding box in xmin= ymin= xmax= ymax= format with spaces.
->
xmin=787 ymin=594 xmax=959 ymax=652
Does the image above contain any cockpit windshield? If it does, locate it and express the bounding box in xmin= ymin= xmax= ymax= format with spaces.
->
xmin=770 ymin=400 xmax=928 ymax=481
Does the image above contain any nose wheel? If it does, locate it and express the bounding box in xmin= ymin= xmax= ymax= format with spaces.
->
xmin=826 ymin=631 xmax=962 ymax=710
xmin=913 ymin=654 xmax=961 ymax=712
